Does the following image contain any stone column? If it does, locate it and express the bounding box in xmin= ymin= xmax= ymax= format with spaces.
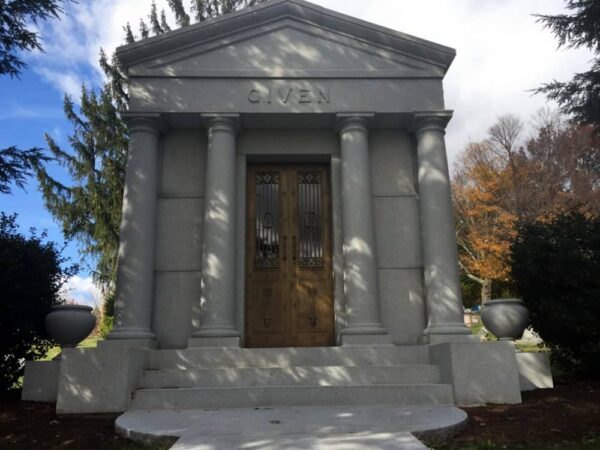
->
xmin=192 ymin=115 xmax=240 ymax=344
xmin=337 ymin=114 xmax=387 ymax=341
xmin=109 ymin=116 xmax=161 ymax=342
xmin=414 ymin=111 xmax=471 ymax=343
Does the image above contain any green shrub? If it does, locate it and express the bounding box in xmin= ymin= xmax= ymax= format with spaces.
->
xmin=99 ymin=315 xmax=113 ymax=339
xmin=511 ymin=212 xmax=600 ymax=377
xmin=460 ymin=275 xmax=480 ymax=308
xmin=0 ymin=213 xmax=76 ymax=391
xmin=100 ymin=290 xmax=115 ymax=337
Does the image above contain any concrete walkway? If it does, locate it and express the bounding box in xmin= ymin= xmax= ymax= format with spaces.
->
xmin=116 ymin=405 xmax=467 ymax=449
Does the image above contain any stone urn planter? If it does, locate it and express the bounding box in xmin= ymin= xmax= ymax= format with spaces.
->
xmin=45 ymin=305 xmax=96 ymax=354
xmin=481 ymin=298 xmax=530 ymax=341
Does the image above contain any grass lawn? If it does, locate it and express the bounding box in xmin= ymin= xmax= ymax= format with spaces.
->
xmin=41 ymin=336 xmax=101 ymax=361
xmin=515 ymin=342 xmax=550 ymax=353
xmin=468 ymin=319 xmax=549 ymax=353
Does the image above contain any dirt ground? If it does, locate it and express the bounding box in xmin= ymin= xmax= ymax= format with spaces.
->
xmin=450 ymin=379 xmax=600 ymax=448
xmin=0 ymin=391 xmax=155 ymax=450
xmin=1 ymin=380 xmax=599 ymax=449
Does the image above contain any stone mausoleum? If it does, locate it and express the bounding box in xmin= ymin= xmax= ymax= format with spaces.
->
xmin=23 ymin=0 xmax=534 ymax=414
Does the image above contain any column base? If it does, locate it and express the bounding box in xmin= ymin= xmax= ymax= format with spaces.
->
xmin=107 ymin=327 xmax=155 ymax=340
xmin=341 ymin=323 xmax=387 ymax=336
xmin=188 ymin=337 xmax=241 ymax=348
xmin=423 ymin=323 xmax=474 ymax=344
xmin=98 ymin=338 xmax=158 ymax=349
xmin=340 ymin=334 xmax=393 ymax=346
xmin=192 ymin=326 xmax=240 ymax=339
xmin=340 ymin=323 xmax=390 ymax=345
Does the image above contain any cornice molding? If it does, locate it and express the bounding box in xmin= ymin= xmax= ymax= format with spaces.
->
xmin=116 ymin=0 xmax=455 ymax=75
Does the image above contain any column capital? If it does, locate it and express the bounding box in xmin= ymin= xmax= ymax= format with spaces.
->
xmin=336 ymin=113 xmax=375 ymax=134
xmin=412 ymin=111 xmax=453 ymax=135
xmin=202 ymin=114 xmax=240 ymax=134
xmin=121 ymin=112 xmax=166 ymax=136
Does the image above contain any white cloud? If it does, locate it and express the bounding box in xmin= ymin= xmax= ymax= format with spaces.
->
xmin=36 ymin=67 xmax=84 ymax=100
xmin=59 ymin=275 xmax=104 ymax=309
xmin=32 ymin=0 xmax=177 ymax=81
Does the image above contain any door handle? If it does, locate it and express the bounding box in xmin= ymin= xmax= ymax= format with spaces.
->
xmin=292 ymin=236 xmax=297 ymax=260
xmin=283 ymin=236 xmax=287 ymax=261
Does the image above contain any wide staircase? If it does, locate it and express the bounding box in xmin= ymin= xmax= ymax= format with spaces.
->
xmin=128 ymin=345 xmax=454 ymax=410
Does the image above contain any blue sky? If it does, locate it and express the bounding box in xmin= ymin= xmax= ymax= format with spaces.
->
xmin=0 ymin=60 xmax=90 ymax=273
xmin=0 ymin=0 xmax=595 ymax=305
xmin=0 ymin=0 xmax=109 ymax=303
xmin=1 ymin=68 xmax=79 ymax=263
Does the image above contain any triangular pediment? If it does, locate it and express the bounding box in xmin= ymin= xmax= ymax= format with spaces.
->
xmin=118 ymin=0 xmax=454 ymax=79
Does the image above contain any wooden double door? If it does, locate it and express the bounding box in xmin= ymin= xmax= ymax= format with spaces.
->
xmin=245 ymin=164 xmax=335 ymax=347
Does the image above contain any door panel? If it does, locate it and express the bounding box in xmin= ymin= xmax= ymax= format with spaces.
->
xmin=245 ymin=167 xmax=289 ymax=347
xmin=245 ymin=164 xmax=334 ymax=347
xmin=291 ymin=167 xmax=334 ymax=346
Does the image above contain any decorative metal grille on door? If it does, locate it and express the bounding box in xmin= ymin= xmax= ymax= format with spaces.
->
xmin=298 ymin=172 xmax=323 ymax=268
xmin=255 ymin=172 xmax=279 ymax=268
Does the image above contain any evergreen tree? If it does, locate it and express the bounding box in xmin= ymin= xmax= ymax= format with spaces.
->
xmin=535 ymin=0 xmax=600 ymax=128
xmin=0 ymin=0 xmax=68 ymax=194
xmin=149 ymin=2 xmax=163 ymax=36
xmin=36 ymin=59 xmax=128 ymax=291
xmin=123 ymin=23 xmax=135 ymax=45
xmin=0 ymin=147 xmax=49 ymax=194
xmin=0 ymin=0 xmax=68 ymax=77
xmin=36 ymin=0 xmax=268 ymax=331
xmin=139 ymin=18 xmax=150 ymax=39
xmin=192 ymin=0 xmax=264 ymax=22
xmin=168 ymin=0 xmax=191 ymax=28
xmin=160 ymin=10 xmax=172 ymax=32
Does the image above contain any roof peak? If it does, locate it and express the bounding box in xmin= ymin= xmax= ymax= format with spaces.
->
xmin=117 ymin=0 xmax=455 ymax=72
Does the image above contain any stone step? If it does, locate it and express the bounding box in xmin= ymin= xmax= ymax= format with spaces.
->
xmin=139 ymin=364 xmax=441 ymax=389
xmin=148 ymin=345 xmax=430 ymax=369
xmin=129 ymin=384 xmax=454 ymax=410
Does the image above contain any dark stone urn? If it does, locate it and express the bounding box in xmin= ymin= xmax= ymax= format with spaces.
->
xmin=45 ymin=304 xmax=96 ymax=349
xmin=481 ymin=298 xmax=530 ymax=341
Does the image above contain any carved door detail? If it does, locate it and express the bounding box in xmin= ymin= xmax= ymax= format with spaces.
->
xmin=245 ymin=164 xmax=334 ymax=347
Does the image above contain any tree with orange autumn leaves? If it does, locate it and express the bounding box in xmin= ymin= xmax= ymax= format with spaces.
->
xmin=452 ymin=111 xmax=600 ymax=304
xmin=452 ymin=139 xmax=519 ymax=303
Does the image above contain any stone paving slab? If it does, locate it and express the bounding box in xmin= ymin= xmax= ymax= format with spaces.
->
xmin=116 ymin=404 xmax=467 ymax=449
xmin=172 ymin=431 xmax=428 ymax=449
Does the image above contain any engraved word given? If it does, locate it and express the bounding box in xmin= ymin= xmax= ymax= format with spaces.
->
xmin=248 ymin=88 xmax=331 ymax=105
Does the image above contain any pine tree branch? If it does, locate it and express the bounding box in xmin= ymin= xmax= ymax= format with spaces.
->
xmin=0 ymin=146 xmax=51 ymax=194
